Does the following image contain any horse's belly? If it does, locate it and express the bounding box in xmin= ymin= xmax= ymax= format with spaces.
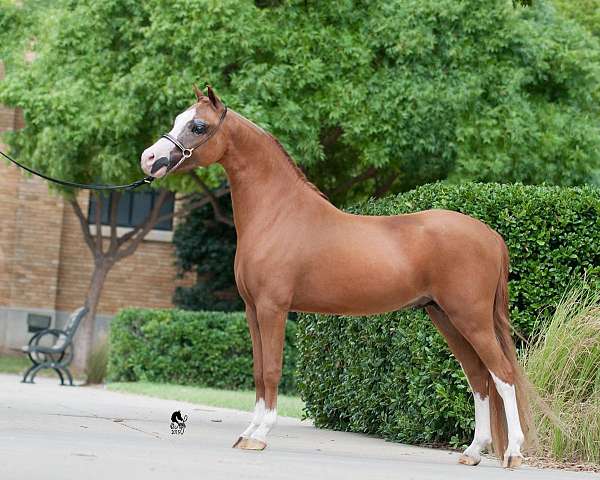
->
xmin=290 ymin=255 xmax=424 ymax=315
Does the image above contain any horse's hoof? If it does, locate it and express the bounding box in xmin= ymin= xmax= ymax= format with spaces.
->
xmin=502 ymin=455 xmax=523 ymax=469
xmin=232 ymin=437 xmax=246 ymax=448
xmin=239 ymin=437 xmax=267 ymax=450
xmin=458 ymin=454 xmax=480 ymax=466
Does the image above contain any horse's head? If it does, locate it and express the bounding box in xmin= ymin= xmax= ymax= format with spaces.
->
xmin=141 ymin=85 xmax=228 ymax=178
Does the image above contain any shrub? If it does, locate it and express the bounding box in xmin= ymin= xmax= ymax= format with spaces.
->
xmin=297 ymin=182 xmax=600 ymax=447
xmin=524 ymin=283 xmax=600 ymax=464
xmin=297 ymin=310 xmax=473 ymax=445
xmin=172 ymin=194 xmax=243 ymax=312
xmin=108 ymin=308 xmax=297 ymax=394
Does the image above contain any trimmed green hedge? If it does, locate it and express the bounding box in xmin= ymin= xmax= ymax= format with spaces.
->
xmin=297 ymin=182 xmax=600 ymax=446
xmin=107 ymin=308 xmax=297 ymax=394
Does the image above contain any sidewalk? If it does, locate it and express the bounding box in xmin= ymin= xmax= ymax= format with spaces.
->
xmin=0 ymin=374 xmax=595 ymax=480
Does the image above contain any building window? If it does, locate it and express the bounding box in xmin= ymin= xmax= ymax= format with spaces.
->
xmin=88 ymin=191 xmax=175 ymax=231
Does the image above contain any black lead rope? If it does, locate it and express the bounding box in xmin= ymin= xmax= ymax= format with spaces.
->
xmin=0 ymin=149 xmax=155 ymax=191
xmin=1 ymin=104 xmax=228 ymax=190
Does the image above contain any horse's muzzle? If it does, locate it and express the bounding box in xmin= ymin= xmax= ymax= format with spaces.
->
xmin=151 ymin=156 xmax=172 ymax=175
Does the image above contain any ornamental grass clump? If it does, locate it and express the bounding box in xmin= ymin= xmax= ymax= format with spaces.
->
xmin=524 ymin=285 xmax=600 ymax=464
xmin=87 ymin=336 xmax=108 ymax=384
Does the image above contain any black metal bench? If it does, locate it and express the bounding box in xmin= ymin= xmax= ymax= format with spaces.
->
xmin=21 ymin=307 xmax=88 ymax=386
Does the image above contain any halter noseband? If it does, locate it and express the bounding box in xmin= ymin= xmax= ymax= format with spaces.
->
xmin=158 ymin=105 xmax=228 ymax=174
xmin=161 ymin=133 xmax=193 ymax=161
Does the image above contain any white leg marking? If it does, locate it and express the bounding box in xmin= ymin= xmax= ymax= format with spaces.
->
xmin=240 ymin=398 xmax=265 ymax=438
xmin=249 ymin=408 xmax=277 ymax=443
xmin=491 ymin=372 xmax=524 ymax=459
xmin=463 ymin=392 xmax=492 ymax=462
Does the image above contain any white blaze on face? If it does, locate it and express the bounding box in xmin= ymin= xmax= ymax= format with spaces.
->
xmin=140 ymin=106 xmax=196 ymax=177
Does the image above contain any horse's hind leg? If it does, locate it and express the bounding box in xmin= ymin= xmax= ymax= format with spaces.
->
xmin=445 ymin=303 xmax=525 ymax=468
xmin=426 ymin=305 xmax=491 ymax=466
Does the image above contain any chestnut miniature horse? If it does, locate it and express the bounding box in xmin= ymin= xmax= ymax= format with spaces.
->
xmin=141 ymin=86 xmax=532 ymax=468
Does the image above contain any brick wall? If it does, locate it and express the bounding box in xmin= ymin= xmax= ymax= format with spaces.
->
xmin=8 ymin=174 xmax=64 ymax=309
xmin=0 ymin=62 xmax=22 ymax=309
xmin=0 ymin=163 xmax=190 ymax=316
xmin=0 ymin=142 xmax=20 ymax=308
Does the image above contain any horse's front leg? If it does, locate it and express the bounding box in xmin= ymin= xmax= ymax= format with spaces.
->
xmin=233 ymin=304 xmax=266 ymax=448
xmin=237 ymin=302 xmax=287 ymax=450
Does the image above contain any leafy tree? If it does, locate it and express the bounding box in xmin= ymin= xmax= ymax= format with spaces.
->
xmin=2 ymin=0 xmax=600 ymax=366
xmin=553 ymin=0 xmax=600 ymax=38
xmin=0 ymin=0 xmax=230 ymax=373
xmin=3 ymin=0 xmax=594 ymax=204
xmin=138 ymin=0 xmax=599 ymax=203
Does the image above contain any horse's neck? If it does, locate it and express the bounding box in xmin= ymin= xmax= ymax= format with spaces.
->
xmin=219 ymin=112 xmax=332 ymax=233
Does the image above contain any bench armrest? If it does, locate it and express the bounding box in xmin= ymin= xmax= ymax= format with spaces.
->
xmin=24 ymin=329 xmax=69 ymax=353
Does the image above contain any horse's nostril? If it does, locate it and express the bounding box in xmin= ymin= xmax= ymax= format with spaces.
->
xmin=151 ymin=157 xmax=171 ymax=174
xmin=146 ymin=152 xmax=155 ymax=162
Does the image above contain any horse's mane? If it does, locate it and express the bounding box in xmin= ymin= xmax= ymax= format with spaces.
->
xmin=233 ymin=109 xmax=328 ymax=200
xmin=265 ymin=133 xmax=329 ymax=201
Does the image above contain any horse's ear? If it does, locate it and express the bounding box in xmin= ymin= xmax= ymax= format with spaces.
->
xmin=193 ymin=84 xmax=204 ymax=102
xmin=206 ymin=85 xmax=224 ymax=110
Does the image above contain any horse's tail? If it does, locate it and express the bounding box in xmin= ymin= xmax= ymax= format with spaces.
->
xmin=488 ymin=238 xmax=535 ymax=460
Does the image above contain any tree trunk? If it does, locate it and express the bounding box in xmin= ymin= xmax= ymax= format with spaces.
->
xmin=72 ymin=259 xmax=110 ymax=375
xmin=68 ymin=187 xmax=230 ymax=378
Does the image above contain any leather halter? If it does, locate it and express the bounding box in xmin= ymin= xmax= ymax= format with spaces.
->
xmin=158 ymin=106 xmax=228 ymax=175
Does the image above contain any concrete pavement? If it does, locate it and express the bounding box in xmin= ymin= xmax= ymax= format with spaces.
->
xmin=0 ymin=374 xmax=595 ymax=480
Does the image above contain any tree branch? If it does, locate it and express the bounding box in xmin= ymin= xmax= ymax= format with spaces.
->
xmin=373 ymin=171 xmax=400 ymax=198
xmin=70 ymin=198 xmax=96 ymax=254
xmin=108 ymin=191 xmax=121 ymax=254
xmin=176 ymin=192 xmax=198 ymax=202
xmin=330 ymin=166 xmax=378 ymax=196
xmin=114 ymin=190 xmax=169 ymax=261
xmin=116 ymin=186 xmax=227 ymax=248
xmin=189 ymin=171 xmax=234 ymax=226
xmin=157 ymin=186 xmax=231 ymax=225
xmin=93 ymin=192 xmax=104 ymax=255
xmin=116 ymin=222 xmax=144 ymax=247
xmin=114 ymin=185 xmax=231 ymax=262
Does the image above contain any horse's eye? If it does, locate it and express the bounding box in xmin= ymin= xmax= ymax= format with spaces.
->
xmin=191 ymin=120 xmax=207 ymax=135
